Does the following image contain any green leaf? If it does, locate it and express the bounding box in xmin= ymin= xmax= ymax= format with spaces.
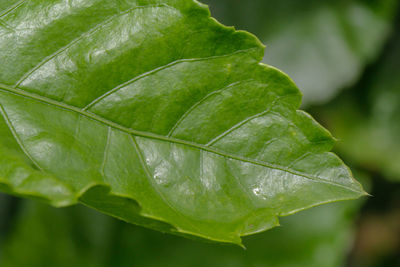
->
xmin=203 ymin=0 xmax=398 ymax=105
xmin=0 ymin=0 xmax=365 ymax=244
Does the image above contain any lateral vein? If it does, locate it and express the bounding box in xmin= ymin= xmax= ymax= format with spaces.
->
xmin=0 ymin=83 xmax=363 ymax=194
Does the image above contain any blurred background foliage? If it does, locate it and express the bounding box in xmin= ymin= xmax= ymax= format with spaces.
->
xmin=1 ymin=0 xmax=399 ymax=266
xmin=204 ymin=0 xmax=398 ymax=105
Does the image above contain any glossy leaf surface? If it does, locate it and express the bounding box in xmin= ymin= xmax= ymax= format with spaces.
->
xmin=0 ymin=0 xmax=365 ymax=243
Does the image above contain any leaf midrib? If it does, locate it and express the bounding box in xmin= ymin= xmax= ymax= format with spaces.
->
xmin=0 ymin=83 xmax=363 ymax=194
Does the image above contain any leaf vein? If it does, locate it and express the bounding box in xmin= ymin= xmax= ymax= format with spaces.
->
xmin=0 ymin=102 xmax=44 ymax=172
xmin=0 ymin=84 xmax=363 ymax=194
xmin=206 ymin=96 xmax=284 ymax=146
xmin=0 ymin=0 xmax=26 ymax=18
xmin=287 ymin=152 xmax=312 ymax=169
xmin=83 ymin=48 xmax=259 ymax=110
xmin=167 ymin=80 xmax=254 ymax=137
xmin=14 ymin=4 xmax=173 ymax=88
xmin=129 ymin=134 xmax=202 ymax=232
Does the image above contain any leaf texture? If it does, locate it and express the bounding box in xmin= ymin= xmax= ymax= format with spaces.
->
xmin=0 ymin=0 xmax=365 ymax=244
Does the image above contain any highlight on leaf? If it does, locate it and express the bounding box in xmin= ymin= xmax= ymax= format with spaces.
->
xmin=0 ymin=0 xmax=366 ymax=244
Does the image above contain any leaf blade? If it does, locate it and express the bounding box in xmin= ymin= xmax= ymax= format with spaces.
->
xmin=0 ymin=0 xmax=365 ymax=243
